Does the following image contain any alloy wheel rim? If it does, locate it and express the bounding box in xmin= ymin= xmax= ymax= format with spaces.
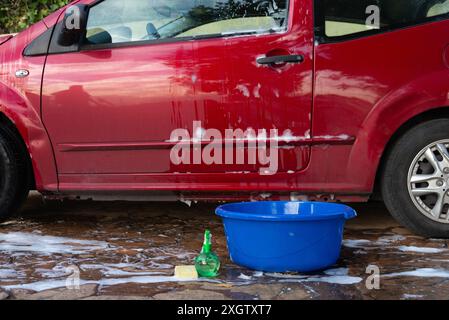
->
xmin=408 ymin=139 xmax=449 ymax=224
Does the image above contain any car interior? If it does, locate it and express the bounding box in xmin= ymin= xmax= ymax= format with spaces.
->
xmin=324 ymin=0 xmax=449 ymax=37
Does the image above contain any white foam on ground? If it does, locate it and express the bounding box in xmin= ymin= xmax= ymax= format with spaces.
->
xmin=305 ymin=268 xmax=362 ymax=285
xmin=35 ymin=265 xmax=72 ymax=279
xmin=237 ymin=273 xmax=252 ymax=280
xmin=344 ymin=235 xmax=405 ymax=249
xmin=3 ymin=275 xmax=218 ymax=292
xmin=402 ymin=294 xmax=425 ymax=299
xmin=80 ymin=264 xmax=165 ymax=277
xmin=376 ymin=235 xmax=406 ymax=244
xmin=271 ymin=268 xmax=363 ymax=285
xmin=0 ymin=269 xmax=20 ymax=279
xmin=1 ymin=266 xmax=365 ymax=292
xmin=343 ymin=237 xmax=445 ymax=255
xmin=265 ymin=273 xmax=308 ymax=279
xmin=304 ymin=275 xmax=363 ymax=285
xmin=4 ymin=279 xmax=78 ymax=292
xmin=398 ymin=246 xmax=445 ymax=254
xmin=2 ymin=267 xmax=365 ymax=292
xmin=386 ymin=268 xmax=449 ymax=278
xmin=323 ymin=268 xmax=349 ymax=276
xmin=0 ymin=232 xmax=111 ymax=255
xmin=342 ymin=239 xmax=372 ymax=249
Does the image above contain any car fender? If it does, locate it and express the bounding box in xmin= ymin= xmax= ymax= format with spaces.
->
xmin=347 ymin=69 xmax=449 ymax=190
xmin=0 ymin=82 xmax=58 ymax=191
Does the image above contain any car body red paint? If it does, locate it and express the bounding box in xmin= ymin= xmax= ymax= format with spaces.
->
xmin=0 ymin=0 xmax=448 ymax=202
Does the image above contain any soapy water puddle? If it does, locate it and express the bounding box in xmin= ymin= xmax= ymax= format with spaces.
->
xmin=0 ymin=231 xmax=362 ymax=291
xmin=0 ymin=194 xmax=449 ymax=299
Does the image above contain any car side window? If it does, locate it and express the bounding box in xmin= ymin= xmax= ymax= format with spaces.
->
xmin=318 ymin=0 xmax=449 ymax=39
xmin=85 ymin=0 xmax=289 ymax=45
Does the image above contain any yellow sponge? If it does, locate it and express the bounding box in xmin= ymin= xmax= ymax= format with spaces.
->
xmin=174 ymin=265 xmax=198 ymax=279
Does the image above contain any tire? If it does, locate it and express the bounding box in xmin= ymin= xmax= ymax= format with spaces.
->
xmin=382 ymin=118 xmax=449 ymax=238
xmin=0 ymin=125 xmax=30 ymax=219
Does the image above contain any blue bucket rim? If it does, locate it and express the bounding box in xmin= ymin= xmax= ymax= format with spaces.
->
xmin=215 ymin=201 xmax=357 ymax=222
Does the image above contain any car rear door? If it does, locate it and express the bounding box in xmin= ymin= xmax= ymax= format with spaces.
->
xmin=182 ymin=0 xmax=314 ymax=175
xmin=224 ymin=0 xmax=314 ymax=173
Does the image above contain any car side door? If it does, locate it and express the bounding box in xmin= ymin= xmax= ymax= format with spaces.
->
xmin=41 ymin=0 xmax=314 ymax=191
xmin=42 ymin=0 xmax=199 ymax=181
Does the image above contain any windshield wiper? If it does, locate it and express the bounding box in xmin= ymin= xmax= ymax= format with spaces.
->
xmin=191 ymin=28 xmax=283 ymax=40
xmin=222 ymin=27 xmax=283 ymax=37
xmin=158 ymin=16 xmax=184 ymax=31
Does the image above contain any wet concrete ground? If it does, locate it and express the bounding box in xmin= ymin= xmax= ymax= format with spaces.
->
xmin=0 ymin=192 xmax=448 ymax=300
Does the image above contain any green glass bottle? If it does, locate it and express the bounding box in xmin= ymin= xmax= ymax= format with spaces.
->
xmin=195 ymin=230 xmax=220 ymax=278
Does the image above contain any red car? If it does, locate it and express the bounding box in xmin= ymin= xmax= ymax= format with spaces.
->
xmin=1 ymin=0 xmax=449 ymax=237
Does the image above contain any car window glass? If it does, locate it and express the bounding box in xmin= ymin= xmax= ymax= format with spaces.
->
xmin=427 ymin=0 xmax=449 ymax=17
xmin=322 ymin=0 xmax=449 ymax=38
xmin=85 ymin=0 xmax=289 ymax=45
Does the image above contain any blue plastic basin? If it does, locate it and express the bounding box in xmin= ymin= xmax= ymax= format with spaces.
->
xmin=216 ymin=201 xmax=357 ymax=273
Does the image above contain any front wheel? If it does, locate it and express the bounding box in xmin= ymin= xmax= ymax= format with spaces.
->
xmin=0 ymin=126 xmax=30 ymax=219
xmin=382 ymin=119 xmax=449 ymax=238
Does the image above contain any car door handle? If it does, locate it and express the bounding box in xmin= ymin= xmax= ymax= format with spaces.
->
xmin=257 ymin=54 xmax=304 ymax=66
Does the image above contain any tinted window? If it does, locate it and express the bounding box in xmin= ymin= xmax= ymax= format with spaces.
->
xmin=321 ymin=0 xmax=449 ymax=38
xmin=85 ymin=0 xmax=289 ymax=45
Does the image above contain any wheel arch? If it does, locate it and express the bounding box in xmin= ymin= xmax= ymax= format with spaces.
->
xmin=372 ymin=106 xmax=449 ymax=200
xmin=345 ymin=65 xmax=449 ymax=196
xmin=0 ymin=84 xmax=58 ymax=191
